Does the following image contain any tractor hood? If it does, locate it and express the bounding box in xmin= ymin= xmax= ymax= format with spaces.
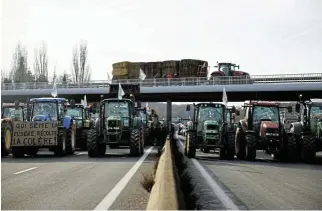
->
xmin=261 ymin=121 xmax=278 ymax=129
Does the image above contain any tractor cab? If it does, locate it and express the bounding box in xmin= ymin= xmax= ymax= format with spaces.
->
xmin=1 ymin=101 xmax=26 ymax=121
xmin=66 ymin=101 xmax=91 ymax=128
xmin=30 ymin=97 xmax=69 ymax=122
xmin=210 ymin=62 xmax=239 ymax=77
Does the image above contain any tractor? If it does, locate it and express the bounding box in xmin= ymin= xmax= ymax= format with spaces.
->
xmin=184 ymin=103 xmax=235 ymax=159
xmin=1 ymin=101 xmax=26 ymax=157
xmin=210 ymin=62 xmax=252 ymax=84
xmin=66 ymin=100 xmax=94 ymax=150
xmin=87 ymin=97 xmax=144 ymax=157
xmin=235 ymin=101 xmax=295 ymax=161
xmin=10 ymin=97 xmax=76 ymax=157
xmin=290 ymin=95 xmax=322 ymax=163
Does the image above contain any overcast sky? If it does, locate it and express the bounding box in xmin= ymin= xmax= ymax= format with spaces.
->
xmin=2 ymin=0 xmax=322 ymax=81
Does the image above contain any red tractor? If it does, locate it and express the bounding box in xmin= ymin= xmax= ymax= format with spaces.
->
xmin=235 ymin=101 xmax=296 ymax=161
xmin=210 ymin=62 xmax=252 ymax=84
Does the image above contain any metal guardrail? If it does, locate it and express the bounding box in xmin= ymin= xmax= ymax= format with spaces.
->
xmin=1 ymin=73 xmax=322 ymax=90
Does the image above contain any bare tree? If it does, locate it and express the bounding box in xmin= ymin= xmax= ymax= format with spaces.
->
xmin=34 ymin=42 xmax=48 ymax=82
xmin=71 ymin=40 xmax=91 ymax=83
xmin=10 ymin=42 xmax=29 ymax=83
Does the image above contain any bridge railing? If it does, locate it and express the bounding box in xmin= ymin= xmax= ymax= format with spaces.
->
xmin=1 ymin=73 xmax=322 ymax=90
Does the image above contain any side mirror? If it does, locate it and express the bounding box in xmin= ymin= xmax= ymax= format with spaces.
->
xmin=235 ymin=110 xmax=240 ymax=116
xmin=295 ymin=103 xmax=300 ymax=113
xmin=287 ymin=106 xmax=293 ymax=113
xmin=231 ymin=106 xmax=236 ymax=113
xmin=186 ymin=105 xmax=191 ymax=111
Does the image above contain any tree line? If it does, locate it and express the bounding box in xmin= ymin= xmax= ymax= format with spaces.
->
xmin=1 ymin=40 xmax=91 ymax=84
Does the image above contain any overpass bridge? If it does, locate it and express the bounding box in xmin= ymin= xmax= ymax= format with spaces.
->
xmin=1 ymin=73 xmax=322 ymax=102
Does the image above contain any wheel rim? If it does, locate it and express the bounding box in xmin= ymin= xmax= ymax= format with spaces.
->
xmin=5 ymin=128 xmax=11 ymax=149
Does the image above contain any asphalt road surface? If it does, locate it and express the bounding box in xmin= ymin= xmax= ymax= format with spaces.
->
xmin=177 ymin=134 xmax=322 ymax=210
xmin=1 ymin=146 xmax=158 ymax=210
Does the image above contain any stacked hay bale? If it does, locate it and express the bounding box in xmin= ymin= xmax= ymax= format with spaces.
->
xmin=162 ymin=60 xmax=179 ymax=76
xmin=178 ymin=59 xmax=208 ymax=77
xmin=128 ymin=62 xmax=145 ymax=79
xmin=112 ymin=61 xmax=131 ymax=80
xmin=144 ymin=62 xmax=163 ymax=78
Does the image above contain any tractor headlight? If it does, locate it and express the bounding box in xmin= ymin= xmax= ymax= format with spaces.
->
xmin=123 ymin=119 xmax=129 ymax=127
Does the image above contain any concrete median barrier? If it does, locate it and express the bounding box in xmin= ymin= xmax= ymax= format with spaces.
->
xmin=146 ymin=136 xmax=184 ymax=210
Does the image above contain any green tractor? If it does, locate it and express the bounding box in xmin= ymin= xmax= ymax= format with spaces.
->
xmin=66 ymin=100 xmax=94 ymax=150
xmin=290 ymin=95 xmax=322 ymax=163
xmin=86 ymin=98 xmax=144 ymax=157
xmin=184 ymin=103 xmax=235 ymax=159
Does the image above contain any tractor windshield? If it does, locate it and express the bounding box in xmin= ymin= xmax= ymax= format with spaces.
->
xmin=198 ymin=106 xmax=223 ymax=123
xmin=105 ymin=101 xmax=129 ymax=118
xmin=252 ymin=106 xmax=279 ymax=125
xmin=310 ymin=105 xmax=322 ymax=119
xmin=66 ymin=107 xmax=83 ymax=120
xmin=2 ymin=107 xmax=24 ymax=121
xmin=32 ymin=102 xmax=58 ymax=120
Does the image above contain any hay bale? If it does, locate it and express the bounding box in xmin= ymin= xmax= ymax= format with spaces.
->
xmin=112 ymin=61 xmax=132 ymax=69
xmin=162 ymin=60 xmax=179 ymax=75
xmin=112 ymin=68 xmax=129 ymax=76
xmin=144 ymin=62 xmax=162 ymax=78
xmin=112 ymin=75 xmax=129 ymax=80
xmin=179 ymin=59 xmax=208 ymax=77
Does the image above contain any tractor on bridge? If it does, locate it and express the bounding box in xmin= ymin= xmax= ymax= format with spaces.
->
xmin=87 ymin=98 xmax=144 ymax=157
xmin=290 ymin=95 xmax=322 ymax=163
xmin=66 ymin=100 xmax=94 ymax=150
xmin=235 ymin=101 xmax=295 ymax=161
xmin=210 ymin=62 xmax=252 ymax=84
xmin=184 ymin=103 xmax=235 ymax=159
xmin=1 ymin=101 xmax=27 ymax=157
xmin=10 ymin=97 xmax=76 ymax=157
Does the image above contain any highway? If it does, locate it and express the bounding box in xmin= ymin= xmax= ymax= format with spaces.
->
xmin=176 ymin=134 xmax=322 ymax=210
xmin=1 ymin=147 xmax=157 ymax=210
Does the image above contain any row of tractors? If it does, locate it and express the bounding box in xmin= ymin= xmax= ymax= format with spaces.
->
xmin=184 ymin=95 xmax=322 ymax=163
xmin=1 ymin=92 xmax=165 ymax=158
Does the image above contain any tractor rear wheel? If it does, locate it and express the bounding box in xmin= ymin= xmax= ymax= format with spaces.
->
xmin=1 ymin=123 xmax=12 ymax=157
xmin=235 ymin=129 xmax=246 ymax=159
xmin=54 ymin=129 xmax=67 ymax=156
xmin=185 ymin=131 xmax=196 ymax=158
xmin=130 ymin=129 xmax=140 ymax=156
xmin=87 ymin=129 xmax=105 ymax=157
xmin=66 ymin=123 xmax=76 ymax=155
xmin=80 ymin=129 xmax=88 ymax=150
xmin=12 ymin=147 xmax=25 ymax=158
xmin=245 ymin=133 xmax=256 ymax=160
xmin=301 ymin=135 xmax=316 ymax=163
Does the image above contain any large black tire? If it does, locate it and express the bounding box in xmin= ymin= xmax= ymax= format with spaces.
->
xmin=79 ymin=129 xmax=88 ymax=150
xmin=301 ymin=135 xmax=316 ymax=163
xmin=235 ymin=129 xmax=246 ymax=159
xmin=66 ymin=123 xmax=76 ymax=155
xmin=130 ymin=129 xmax=141 ymax=156
xmin=87 ymin=129 xmax=106 ymax=157
xmin=140 ymin=126 xmax=145 ymax=155
xmin=283 ymin=134 xmax=298 ymax=162
xmin=185 ymin=131 xmax=196 ymax=158
xmin=25 ymin=147 xmax=39 ymax=157
xmin=54 ymin=129 xmax=67 ymax=156
xmin=1 ymin=123 xmax=12 ymax=157
xmin=225 ymin=133 xmax=235 ymax=160
xmin=12 ymin=147 xmax=25 ymax=158
xmin=245 ymin=133 xmax=256 ymax=160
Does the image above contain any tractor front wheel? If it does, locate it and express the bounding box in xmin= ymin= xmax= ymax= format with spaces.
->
xmin=245 ymin=133 xmax=256 ymax=161
xmin=130 ymin=129 xmax=141 ymax=156
xmin=87 ymin=129 xmax=105 ymax=157
xmin=54 ymin=129 xmax=67 ymax=156
xmin=1 ymin=123 xmax=12 ymax=157
xmin=185 ymin=131 xmax=196 ymax=158
xmin=301 ymin=135 xmax=316 ymax=163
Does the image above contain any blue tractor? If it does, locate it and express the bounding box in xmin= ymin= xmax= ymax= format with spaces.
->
xmin=11 ymin=97 xmax=76 ymax=157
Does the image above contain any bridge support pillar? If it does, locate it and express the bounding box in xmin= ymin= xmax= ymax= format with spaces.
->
xmin=166 ymin=99 xmax=172 ymax=136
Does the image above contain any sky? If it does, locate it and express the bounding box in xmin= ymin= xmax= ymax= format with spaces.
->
xmin=2 ymin=0 xmax=322 ymax=82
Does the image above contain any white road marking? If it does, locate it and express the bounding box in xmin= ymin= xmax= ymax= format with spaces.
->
xmin=14 ymin=167 xmax=38 ymax=175
xmin=178 ymin=140 xmax=239 ymax=210
xmin=94 ymin=146 xmax=154 ymax=210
